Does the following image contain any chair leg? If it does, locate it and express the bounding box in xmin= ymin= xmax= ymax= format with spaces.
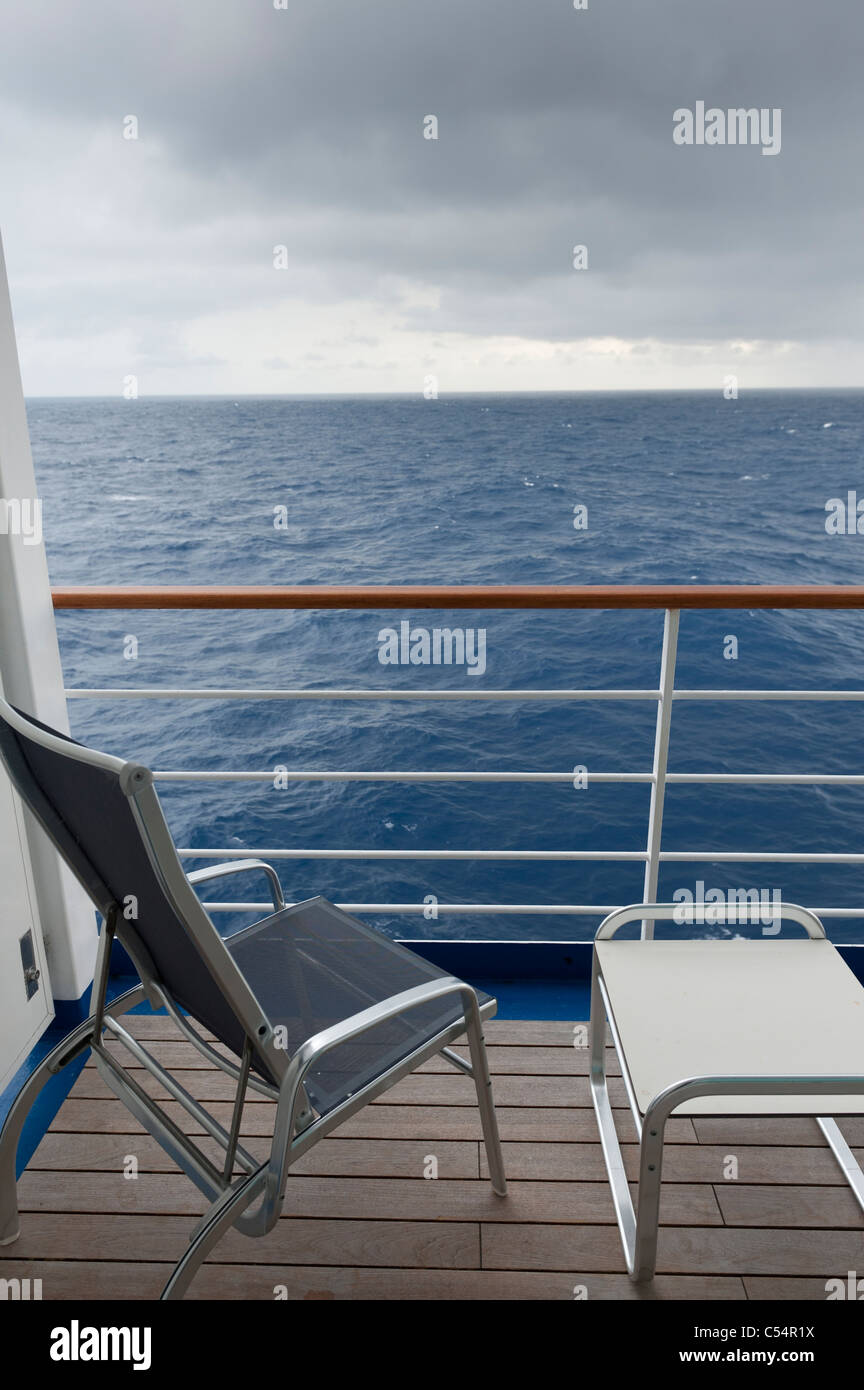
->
xmin=161 ymin=1166 xmax=267 ymax=1300
xmin=631 ymin=1114 xmax=666 ymax=1282
xmin=590 ymin=1048 xmax=639 ymax=1273
xmin=818 ymin=1117 xmax=864 ymax=1216
xmin=0 ymin=1071 xmax=47 ymax=1245
xmin=592 ymin=997 xmax=667 ymax=1283
xmin=590 ymin=964 xmax=644 ymax=1278
xmin=465 ymin=1012 xmax=507 ymax=1197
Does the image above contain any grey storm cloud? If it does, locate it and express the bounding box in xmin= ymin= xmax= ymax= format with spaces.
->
xmin=0 ymin=0 xmax=862 ymax=364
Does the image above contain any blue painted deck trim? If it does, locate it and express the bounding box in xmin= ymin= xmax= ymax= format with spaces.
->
xmin=402 ymin=939 xmax=592 ymax=979
xmin=402 ymin=940 xmax=594 ymax=1019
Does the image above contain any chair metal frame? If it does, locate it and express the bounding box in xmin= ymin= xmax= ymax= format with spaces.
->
xmin=590 ymin=902 xmax=864 ymax=1282
xmin=0 ymin=698 xmax=506 ymax=1299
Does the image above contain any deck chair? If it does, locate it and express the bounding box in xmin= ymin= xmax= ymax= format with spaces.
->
xmin=590 ymin=902 xmax=864 ymax=1281
xmin=0 ymin=698 xmax=506 ymax=1298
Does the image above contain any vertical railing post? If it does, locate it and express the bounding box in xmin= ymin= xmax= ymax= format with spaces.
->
xmin=641 ymin=608 xmax=679 ymax=939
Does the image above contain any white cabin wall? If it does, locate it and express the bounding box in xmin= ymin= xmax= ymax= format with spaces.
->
xmin=0 ymin=230 xmax=98 ymax=1001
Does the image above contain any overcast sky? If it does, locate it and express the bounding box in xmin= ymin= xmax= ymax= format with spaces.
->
xmin=1 ymin=0 xmax=862 ymax=395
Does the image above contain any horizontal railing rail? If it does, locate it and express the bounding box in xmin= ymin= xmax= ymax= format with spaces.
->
xmin=62 ymin=688 xmax=864 ymax=701
xmin=51 ymin=585 xmax=864 ymax=935
xmin=51 ymin=583 xmax=864 ymax=609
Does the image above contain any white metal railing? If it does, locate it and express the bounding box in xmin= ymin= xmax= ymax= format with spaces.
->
xmin=62 ymin=606 xmax=864 ymax=932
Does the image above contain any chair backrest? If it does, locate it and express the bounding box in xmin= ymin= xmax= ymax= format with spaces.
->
xmin=0 ymin=697 xmax=282 ymax=1082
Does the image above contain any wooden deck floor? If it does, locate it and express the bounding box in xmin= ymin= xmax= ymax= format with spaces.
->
xmin=2 ymin=1013 xmax=863 ymax=1300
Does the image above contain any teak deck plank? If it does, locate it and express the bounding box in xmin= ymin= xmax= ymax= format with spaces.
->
xmin=478 ymin=1141 xmax=864 ymax=1185
xmin=15 ymin=1172 xmax=722 ymax=1226
xmin=481 ymin=1224 xmax=864 ymax=1277
xmin=114 ymin=1015 xmax=596 ymax=1048
xmin=0 ymin=1213 xmax=479 ymax=1268
xmin=692 ymin=1115 xmax=864 ymax=1146
xmin=0 ymin=1260 xmax=747 ymax=1301
xmin=1 ymin=1015 xmax=859 ymax=1301
xmin=715 ymin=1183 xmax=864 ymax=1229
xmin=101 ymin=1038 xmax=620 ymax=1077
xmin=71 ymin=1065 xmax=634 ymax=1108
xmin=29 ymin=1133 xmax=481 ymax=1179
xmin=51 ymin=1097 xmax=686 ymax=1142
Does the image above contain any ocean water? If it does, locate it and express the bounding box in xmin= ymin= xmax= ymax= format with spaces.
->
xmin=26 ymin=390 xmax=864 ymax=943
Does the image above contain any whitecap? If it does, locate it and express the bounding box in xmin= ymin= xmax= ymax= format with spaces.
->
xmin=823 ymin=422 xmax=834 ymax=428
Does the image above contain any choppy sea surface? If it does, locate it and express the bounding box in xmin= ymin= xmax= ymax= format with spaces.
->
xmin=26 ymin=390 xmax=864 ymax=942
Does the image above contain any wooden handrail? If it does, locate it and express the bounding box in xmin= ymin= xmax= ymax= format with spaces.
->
xmin=50 ymin=584 xmax=864 ymax=610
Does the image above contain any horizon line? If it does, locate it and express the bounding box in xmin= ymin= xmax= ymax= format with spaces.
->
xmin=22 ymin=385 xmax=864 ymax=401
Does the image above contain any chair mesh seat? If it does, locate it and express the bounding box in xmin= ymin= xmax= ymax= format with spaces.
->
xmin=229 ymin=898 xmax=490 ymax=1115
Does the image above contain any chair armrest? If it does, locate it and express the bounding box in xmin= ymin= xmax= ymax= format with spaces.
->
xmin=293 ymin=976 xmax=480 ymax=1077
xmin=261 ymin=976 xmax=483 ymax=1211
xmin=643 ymin=1072 xmax=864 ymax=1130
xmin=595 ymin=900 xmax=826 ymax=940
xmin=186 ymin=859 xmax=285 ymax=911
